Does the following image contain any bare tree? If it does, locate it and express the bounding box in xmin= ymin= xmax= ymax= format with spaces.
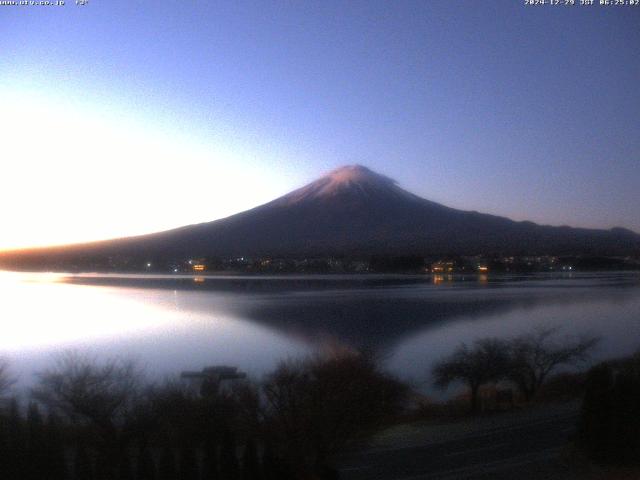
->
xmin=0 ymin=357 xmax=15 ymax=398
xmin=32 ymin=352 xmax=144 ymax=479
xmin=263 ymin=351 xmax=407 ymax=473
xmin=32 ymin=351 xmax=143 ymax=432
xmin=507 ymin=327 xmax=599 ymax=402
xmin=432 ymin=338 xmax=510 ymax=414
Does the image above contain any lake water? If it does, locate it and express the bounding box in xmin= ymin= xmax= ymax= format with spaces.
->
xmin=2 ymin=271 xmax=640 ymax=394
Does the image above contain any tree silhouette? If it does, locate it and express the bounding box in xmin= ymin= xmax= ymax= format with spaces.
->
xmin=74 ymin=443 xmax=95 ymax=480
xmin=5 ymin=398 xmax=26 ymax=478
xmin=202 ymin=438 xmax=220 ymax=480
xmin=433 ymin=338 xmax=509 ymax=414
xmin=45 ymin=413 xmax=67 ymax=480
xmin=0 ymin=358 xmax=15 ymax=398
xmin=26 ymin=402 xmax=46 ymax=480
xmin=117 ymin=450 xmax=134 ymax=480
xmin=241 ymin=438 xmax=261 ymax=480
xmin=136 ymin=442 xmax=157 ymax=480
xmin=220 ymin=429 xmax=240 ymax=480
xmin=507 ymin=327 xmax=598 ymax=401
xmin=610 ymin=367 xmax=640 ymax=464
xmin=179 ymin=446 xmax=199 ymax=480
xmin=0 ymin=415 xmax=9 ymax=478
xmin=33 ymin=352 xmax=143 ymax=431
xmin=158 ymin=445 xmax=177 ymax=480
xmin=261 ymin=443 xmax=294 ymax=480
xmin=263 ymin=352 xmax=406 ymax=473
xmin=34 ymin=351 xmax=144 ymax=478
xmin=578 ymin=352 xmax=640 ymax=465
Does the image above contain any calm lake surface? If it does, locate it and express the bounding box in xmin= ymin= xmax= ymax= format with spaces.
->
xmin=2 ymin=271 xmax=640 ymax=393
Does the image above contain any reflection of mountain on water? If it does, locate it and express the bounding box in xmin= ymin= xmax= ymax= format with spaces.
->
xmin=237 ymin=287 xmax=637 ymax=351
xmin=63 ymin=274 xmax=640 ymax=351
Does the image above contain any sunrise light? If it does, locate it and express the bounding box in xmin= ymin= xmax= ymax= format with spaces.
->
xmin=0 ymin=90 xmax=290 ymax=251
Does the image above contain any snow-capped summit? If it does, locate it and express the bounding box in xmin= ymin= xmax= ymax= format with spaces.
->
xmin=276 ymin=165 xmax=412 ymax=206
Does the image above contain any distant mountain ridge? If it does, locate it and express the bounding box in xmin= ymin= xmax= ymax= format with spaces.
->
xmin=1 ymin=165 xmax=639 ymax=270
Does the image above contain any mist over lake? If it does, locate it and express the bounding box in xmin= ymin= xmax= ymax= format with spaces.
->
xmin=2 ymin=271 xmax=640 ymax=394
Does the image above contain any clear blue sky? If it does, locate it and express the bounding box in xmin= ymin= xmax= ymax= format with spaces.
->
xmin=1 ymin=0 xmax=639 ymax=248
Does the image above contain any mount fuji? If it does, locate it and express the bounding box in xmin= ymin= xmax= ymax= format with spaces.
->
xmin=1 ymin=165 xmax=639 ymax=270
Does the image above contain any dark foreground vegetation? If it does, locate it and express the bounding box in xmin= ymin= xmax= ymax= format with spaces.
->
xmin=0 ymin=328 xmax=638 ymax=479
xmin=432 ymin=327 xmax=599 ymax=415
xmin=0 ymin=352 xmax=406 ymax=480
xmin=578 ymin=350 xmax=640 ymax=467
xmin=428 ymin=334 xmax=640 ymax=474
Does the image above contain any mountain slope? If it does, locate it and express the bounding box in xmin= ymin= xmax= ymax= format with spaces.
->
xmin=1 ymin=165 xmax=639 ymax=269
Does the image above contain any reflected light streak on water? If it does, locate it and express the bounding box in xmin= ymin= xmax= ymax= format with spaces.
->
xmin=0 ymin=272 xmax=310 ymax=389
xmin=1 ymin=271 xmax=639 ymax=395
xmin=0 ymin=271 xmax=179 ymax=350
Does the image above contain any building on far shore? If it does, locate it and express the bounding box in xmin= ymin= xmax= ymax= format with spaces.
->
xmin=431 ymin=261 xmax=455 ymax=273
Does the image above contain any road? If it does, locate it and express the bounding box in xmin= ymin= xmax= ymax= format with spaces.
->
xmin=336 ymin=405 xmax=579 ymax=480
